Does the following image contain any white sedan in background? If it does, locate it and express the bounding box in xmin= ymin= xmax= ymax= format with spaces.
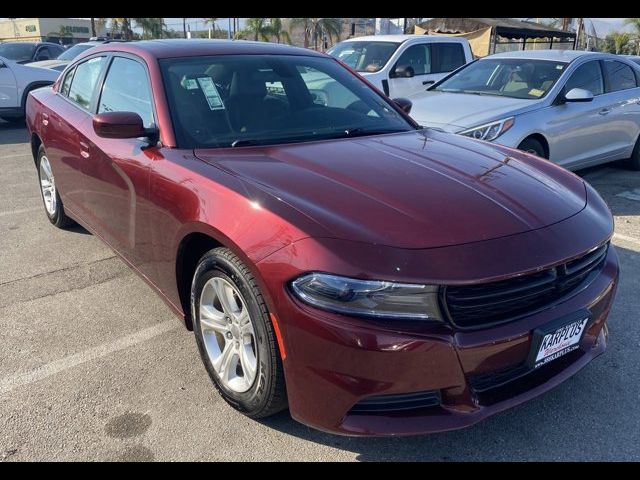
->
xmin=410 ymin=50 xmax=640 ymax=170
xmin=0 ymin=55 xmax=60 ymax=123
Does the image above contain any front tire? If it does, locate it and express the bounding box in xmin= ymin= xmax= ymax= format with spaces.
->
xmin=518 ymin=137 xmax=546 ymax=158
xmin=36 ymin=145 xmax=74 ymax=228
xmin=191 ymin=247 xmax=287 ymax=418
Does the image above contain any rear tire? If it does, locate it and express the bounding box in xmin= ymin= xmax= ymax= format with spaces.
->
xmin=36 ymin=145 xmax=74 ymax=228
xmin=628 ymin=135 xmax=640 ymax=171
xmin=518 ymin=137 xmax=546 ymax=158
xmin=191 ymin=247 xmax=287 ymax=418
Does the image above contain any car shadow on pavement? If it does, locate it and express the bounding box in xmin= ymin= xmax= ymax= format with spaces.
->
xmin=0 ymin=121 xmax=29 ymax=146
xmin=258 ymin=243 xmax=639 ymax=461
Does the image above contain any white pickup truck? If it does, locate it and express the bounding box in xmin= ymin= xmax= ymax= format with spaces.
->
xmin=328 ymin=35 xmax=473 ymax=98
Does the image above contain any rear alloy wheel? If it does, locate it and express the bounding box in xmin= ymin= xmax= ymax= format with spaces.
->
xmin=36 ymin=145 xmax=73 ymax=228
xmin=191 ymin=247 xmax=287 ymax=418
xmin=518 ymin=137 xmax=547 ymax=158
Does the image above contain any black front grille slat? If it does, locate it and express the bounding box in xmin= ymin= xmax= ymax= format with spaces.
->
xmin=565 ymin=244 xmax=607 ymax=276
xmin=444 ymin=243 xmax=609 ymax=329
xmin=446 ymin=270 xmax=557 ymax=303
xmin=349 ymin=390 xmax=441 ymax=414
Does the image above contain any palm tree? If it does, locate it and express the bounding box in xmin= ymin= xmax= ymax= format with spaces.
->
xmin=269 ymin=18 xmax=291 ymax=44
xmin=134 ymin=18 xmax=165 ymax=39
xmin=240 ymin=18 xmax=271 ymax=41
xmin=109 ymin=18 xmax=133 ymax=40
xmin=624 ymin=18 xmax=640 ymax=54
xmin=291 ymin=18 xmax=341 ymax=50
xmin=90 ymin=18 xmax=96 ymax=37
xmin=612 ymin=32 xmax=631 ymax=54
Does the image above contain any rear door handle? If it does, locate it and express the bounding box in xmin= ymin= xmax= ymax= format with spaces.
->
xmin=599 ymin=108 xmax=611 ymax=115
xmin=422 ymin=80 xmax=435 ymax=85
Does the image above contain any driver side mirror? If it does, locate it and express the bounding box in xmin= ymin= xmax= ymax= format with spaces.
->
xmin=564 ymin=88 xmax=594 ymax=103
xmin=0 ymin=60 xmax=5 ymax=68
xmin=392 ymin=97 xmax=412 ymax=114
xmin=93 ymin=112 xmax=159 ymax=145
xmin=391 ymin=65 xmax=415 ymax=79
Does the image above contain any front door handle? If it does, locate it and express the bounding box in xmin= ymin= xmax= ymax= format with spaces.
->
xmin=79 ymin=140 xmax=90 ymax=158
xmin=422 ymin=80 xmax=435 ymax=85
xmin=599 ymin=108 xmax=611 ymax=115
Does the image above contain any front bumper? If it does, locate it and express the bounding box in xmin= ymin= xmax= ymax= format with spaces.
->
xmin=261 ymin=246 xmax=618 ymax=436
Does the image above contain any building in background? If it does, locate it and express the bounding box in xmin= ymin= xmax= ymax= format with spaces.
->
xmin=0 ymin=18 xmax=104 ymax=45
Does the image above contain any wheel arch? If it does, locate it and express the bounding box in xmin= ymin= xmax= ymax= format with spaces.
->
xmin=30 ymin=132 xmax=42 ymax=166
xmin=174 ymin=222 xmax=277 ymax=331
xmin=518 ymin=133 xmax=550 ymax=159
xmin=20 ymin=81 xmax=54 ymax=111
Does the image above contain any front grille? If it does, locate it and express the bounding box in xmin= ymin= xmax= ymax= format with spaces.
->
xmin=443 ymin=243 xmax=608 ymax=329
xmin=348 ymin=390 xmax=441 ymax=414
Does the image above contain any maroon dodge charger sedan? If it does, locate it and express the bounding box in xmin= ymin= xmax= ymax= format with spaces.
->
xmin=25 ymin=40 xmax=618 ymax=436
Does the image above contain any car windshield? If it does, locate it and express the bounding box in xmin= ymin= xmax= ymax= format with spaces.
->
xmin=327 ymin=41 xmax=400 ymax=72
xmin=433 ymin=58 xmax=568 ymax=99
xmin=57 ymin=44 xmax=95 ymax=61
xmin=0 ymin=42 xmax=35 ymax=62
xmin=160 ymin=54 xmax=414 ymax=149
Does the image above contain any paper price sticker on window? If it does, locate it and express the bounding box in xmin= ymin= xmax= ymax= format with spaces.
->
xmin=197 ymin=77 xmax=225 ymax=110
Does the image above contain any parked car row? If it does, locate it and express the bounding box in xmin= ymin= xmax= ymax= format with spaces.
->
xmin=329 ymin=35 xmax=640 ymax=171
xmin=25 ymin=39 xmax=618 ymax=437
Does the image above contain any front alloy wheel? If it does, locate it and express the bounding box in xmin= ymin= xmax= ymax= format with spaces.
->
xmin=199 ymin=277 xmax=258 ymax=393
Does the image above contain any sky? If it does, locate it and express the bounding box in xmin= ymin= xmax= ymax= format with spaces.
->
xmin=0 ymin=18 xmax=633 ymax=38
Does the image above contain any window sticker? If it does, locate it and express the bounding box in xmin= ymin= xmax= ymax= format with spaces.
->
xmin=197 ymin=77 xmax=225 ymax=110
xmin=181 ymin=78 xmax=199 ymax=90
xmin=529 ymin=88 xmax=545 ymax=97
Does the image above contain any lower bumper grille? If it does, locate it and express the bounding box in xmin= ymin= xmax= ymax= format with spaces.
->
xmin=443 ymin=242 xmax=609 ymax=329
xmin=349 ymin=390 xmax=441 ymax=414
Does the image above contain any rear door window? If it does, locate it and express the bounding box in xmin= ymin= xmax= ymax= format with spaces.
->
xmin=432 ymin=43 xmax=466 ymax=73
xmin=603 ymin=60 xmax=637 ymax=93
xmin=67 ymin=56 xmax=106 ymax=110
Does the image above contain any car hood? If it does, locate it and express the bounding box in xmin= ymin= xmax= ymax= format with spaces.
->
xmin=194 ymin=130 xmax=586 ymax=249
xmin=409 ymin=91 xmax=543 ymax=131
xmin=27 ymin=59 xmax=68 ymax=69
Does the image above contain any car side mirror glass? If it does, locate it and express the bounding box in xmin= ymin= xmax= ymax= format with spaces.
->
xmin=564 ymin=87 xmax=594 ymax=103
xmin=392 ymin=97 xmax=412 ymax=114
xmin=93 ymin=112 xmax=158 ymax=144
xmin=391 ymin=65 xmax=415 ymax=79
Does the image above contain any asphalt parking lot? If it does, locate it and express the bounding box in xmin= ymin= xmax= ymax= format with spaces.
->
xmin=0 ymin=119 xmax=639 ymax=462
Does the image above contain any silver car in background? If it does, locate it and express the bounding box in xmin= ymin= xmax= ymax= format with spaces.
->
xmin=409 ymin=50 xmax=640 ymax=170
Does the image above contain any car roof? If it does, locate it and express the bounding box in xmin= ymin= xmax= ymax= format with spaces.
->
xmin=487 ymin=49 xmax=612 ymax=63
xmin=339 ymin=34 xmax=465 ymax=44
xmin=86 ymin=39 xmax=325 ymax=59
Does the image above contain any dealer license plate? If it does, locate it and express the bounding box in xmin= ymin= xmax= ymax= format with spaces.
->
xmin=531 ymin=317 xmax=588 ymax=369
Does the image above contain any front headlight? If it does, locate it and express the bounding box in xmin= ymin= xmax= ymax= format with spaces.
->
xmin=459 ymin=117 xmax=515 ymax=142
xmin=290 ymin=273 xmax=442 ymax=321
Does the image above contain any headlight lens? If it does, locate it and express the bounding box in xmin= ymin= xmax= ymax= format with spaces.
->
xmin=459 ymin=117 xmax=515 ymax=142
xmin=290 ymin=273 xmax=442 ymax=321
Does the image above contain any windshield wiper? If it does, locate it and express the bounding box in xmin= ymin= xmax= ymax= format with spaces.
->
xmin=230 ymin=139 xmax=261 ymax=148
xmin=342 ymin=128 xmax=405 ymax=138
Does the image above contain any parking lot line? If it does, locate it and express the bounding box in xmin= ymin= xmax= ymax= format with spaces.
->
xmin=0 ymin=206 xmax=42 ymax=218
xmin=0 ymin=321 xmax=180 ymax=396
xmin=1 ymin=153 xmax=32 ymax=159
xmin=613 ymin=232 xmax=640 ymax=247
